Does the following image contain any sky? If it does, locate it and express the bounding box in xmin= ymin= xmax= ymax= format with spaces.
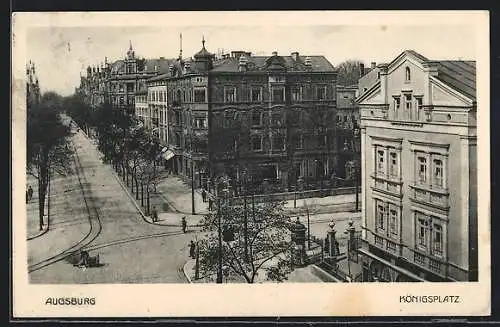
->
xmin=21 ymin=12 xmax=482 ymax=96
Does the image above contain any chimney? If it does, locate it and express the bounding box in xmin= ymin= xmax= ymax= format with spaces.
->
xmin=291 ymin=52 xmax=299 ymax=61
xmin=238 ymin=54 xmax=248 ymax=72
xmin=184 ymin=61 xmax=191 ymax=74
xmin=359 ymin=63 xmax=365 ymax=76
xmin=272 ymin=51 xmax=278 ymax=56
xmin=160 ymin=56 xmax=165 ymax=59
xmin=304 ymin=56 xmax=312 ymax=67
xmin=168 ymin=64 xmax=174 ymax=76
xmin=371 ymin=62 xmax=376 ymax=69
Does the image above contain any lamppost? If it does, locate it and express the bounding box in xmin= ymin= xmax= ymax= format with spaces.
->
xmin=216 ymin=184 xmax=230 ymax=284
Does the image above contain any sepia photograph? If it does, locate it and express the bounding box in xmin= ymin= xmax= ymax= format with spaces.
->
xmin=12 ymin=10 xmax=490 ymax=317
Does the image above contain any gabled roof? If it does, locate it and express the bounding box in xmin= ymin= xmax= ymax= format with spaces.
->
xmin=357 ymin=50 xmax=476 ymax=103
xmin=211 ymin=55 xmax=335 ymax=73
xmin=435 ymin=60 xmax=476 ymax=101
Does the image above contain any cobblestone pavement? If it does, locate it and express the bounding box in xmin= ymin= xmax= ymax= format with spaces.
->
xmin=29 ymin=118 xmax=194 ymax=283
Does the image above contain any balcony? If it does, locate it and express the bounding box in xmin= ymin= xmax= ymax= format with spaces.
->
xmin=370 ymin=173 xmax=403 ymax=198
xmin=409 ymin=182 xmax=449 ymax=211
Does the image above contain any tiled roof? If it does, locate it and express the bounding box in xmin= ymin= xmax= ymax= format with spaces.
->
xmin=109 ymin=58 xmax=177 ymax=74
xmin=435 ymin=60 xmax=476 ymax=101
xmin=211 ymin=55 xmax=335 ymax=73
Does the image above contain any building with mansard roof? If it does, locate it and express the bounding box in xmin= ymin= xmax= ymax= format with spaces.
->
xmin=162 ymin=37 xmax=339 ymax=196
xmin=356 ymin=50 xmax=477 ymax=282
xmin=79 ymin=41 xmax=176 ymax=116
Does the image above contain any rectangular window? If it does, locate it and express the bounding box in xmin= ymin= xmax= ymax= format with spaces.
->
xmin=195 ymin=118 xmax=206 ymax=128
xmin=394 ymin=97 xmax=401 ymax=109
xmin=251 ymin=136 xmax=262 ymax=151
xmin=272 ymin=87 xmax=285 ymax=103
xmin=386 ymin=240 xmax=397 ymax=252
xmin=291 ymin=86 xmax=302 ymax=101
xmin=376 ymin=148 xmax=386 ymax=175
xmin=317 ymin=134 xmax=327 ymax=147
xmin=295 ymin=134 xmax=304 ymax=149
xmin=417 ymin=214 xmax=429 ymax=250
xmin=374 ymin=235 xmax=384 ymax=247
xmin=251 ymin=87 xmax=262 ymax=102
xmin=252 ymin=111 xmax=262 ymax=127
xmin=429 ymin=259 xmax=441 ymax=272
xmin=271 ymin=113 xmax=283 ymax=127
xmin=433 ymin=159 xmax=443 ymax=187
xmin=389 ymin=208 xmax=398 ymax=236
xmin=414 ymin=252 xmax=426 ymax=265
xmin=272 ymin=135 xmax=285 ymax=151
xmin=316 ymin=86 xmax=327 ymax=100
xmin=417 ymin=155 xmax=428 ymax=184
xmin=389 ymin=151 xmax=399 ymax=178
xmin=405 ymin=94 xmax=412 ymax=110
xmin=376 ymin=202 xmax=385 ymax=230
xmin=224 ymin=87 xmax=237 ymax=103
xmin=194 ymin=88 xmax=206 ymax=103
xmin=432 ymin=223 xmax=443 ymax=257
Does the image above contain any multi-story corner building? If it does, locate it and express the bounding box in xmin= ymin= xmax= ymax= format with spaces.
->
xmin=356 ymin=50 xmax=477 ymax=282
xmin=165 ymin=39 xmax=212 ymax=187
xmin=26 ymin=60 xmax=41 ymax=107
xmin=208 ymin=49 xmax=338 ymax=194
xmin=163 ymin=38 xmax=338 ymax=193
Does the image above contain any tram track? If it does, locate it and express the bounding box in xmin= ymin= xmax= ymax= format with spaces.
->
xmin=28 ymin=137 xmax=103 ymax=273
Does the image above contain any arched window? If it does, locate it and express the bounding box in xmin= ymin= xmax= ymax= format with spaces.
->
xmin=405 ymin=67 xmax=411 ymax=82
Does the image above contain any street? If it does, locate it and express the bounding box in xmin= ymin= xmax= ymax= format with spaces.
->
xmin=27 ymin=116 xmax=361 ymax=284
xmin=28 ymin=120 xmax=194 ymax=283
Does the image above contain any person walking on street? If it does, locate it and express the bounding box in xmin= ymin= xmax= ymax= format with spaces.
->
xmin=181 ymin=216 xmax=187 ymax=233
xmin=189 ymin=240 xmax=196 ymax=259
xmin=151 ymin=206 xmax=158 ymax=223
xmin=27 ymin=185 xmax=33 ymax=201
xmin=201 ymin=188 xmax=207 ymax=203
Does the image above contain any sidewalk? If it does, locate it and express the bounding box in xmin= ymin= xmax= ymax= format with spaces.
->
xmin=182 ymin=258 xmax=325 ymax=283
xmin=155 ymin=175 xmax=209 ymax=215
xmin=26 ymin=175 xmax=49 ymax=240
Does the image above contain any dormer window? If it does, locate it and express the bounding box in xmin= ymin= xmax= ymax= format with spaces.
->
xmin=405 ymin=67 xmax=411 ymax=82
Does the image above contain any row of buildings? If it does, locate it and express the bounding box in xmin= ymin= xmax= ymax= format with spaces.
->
xmin=76 ymin=38 xmax=477 ymax=282
xmin=77 ymin=38 xmax=362 ymax=194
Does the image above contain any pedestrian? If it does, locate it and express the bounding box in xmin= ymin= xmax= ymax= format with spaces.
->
xmin=27 ymin=185 xmax=33 ymax=201
xmin=181 ymin=216 xmax=187 ymax=233
xmin=189 ymin=240 xmax=196 ymax=259
xmin=201 ymin=188 xmax=207 ymax=203
xmin=208 ymin=198 xmax=213 ymax=211
xmin=151 ymin=206 xmax=158 ymax=223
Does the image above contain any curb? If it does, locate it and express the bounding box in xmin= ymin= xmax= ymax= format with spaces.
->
xmin=27 ymin=223 xmax=49 ymax=241
xmin=110 ymin=166 xmax=204 ymax=228
xmin=182 ymin=260 xmax=193 ymax=284
xmin=310 ymin=264 xmax=343 ymax=283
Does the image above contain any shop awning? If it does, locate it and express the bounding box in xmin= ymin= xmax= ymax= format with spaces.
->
xmin=162 ymin=149 xmax=175 ymax=161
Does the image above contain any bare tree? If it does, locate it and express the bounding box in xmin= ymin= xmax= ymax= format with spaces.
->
xmin=336 ymin=60 xmax=365 ymax=86
xmin=198 ymin=200 xmax=294 ymax=283
xmin=27 ymin=94 xmax=73 ymax=230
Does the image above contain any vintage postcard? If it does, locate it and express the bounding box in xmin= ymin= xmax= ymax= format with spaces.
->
xmin=12 ymin=10 xmax=490 ymax=318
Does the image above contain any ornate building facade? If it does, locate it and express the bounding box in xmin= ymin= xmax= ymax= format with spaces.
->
xmin=357 ymin=50 xmax=477 ymax=282
xmin=79 ymin=41 xmax=174 ymax=116
xmin=162 ymin=39 xmax=339 ymax=193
